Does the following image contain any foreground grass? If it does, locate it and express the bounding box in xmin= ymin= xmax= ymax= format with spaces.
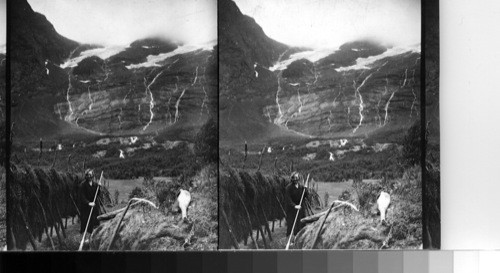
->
xmin=295 ymin=166 xmax=422 ymax=249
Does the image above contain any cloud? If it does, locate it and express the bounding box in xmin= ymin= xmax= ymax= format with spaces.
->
xmin=28 ymin=0 xmax=216 ymax=46
xmin=235 ymin=0 xmax=420 ymax=49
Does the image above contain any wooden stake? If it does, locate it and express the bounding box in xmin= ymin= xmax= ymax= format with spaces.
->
xmin=107 ymin=198 xmax=157 ymax=250
xmin=55 ymin=205 xmax=67 ymax=238
xmin=311 ymin=201 xmax=358 ymax=249
xmin=236 ymin=194 xmax=258 ymax=250
xmin=18 ymin=207 xmax=37 ymax=250
xmin=69 ymin=194 xmax=81 ymax=217
xmin=221 ymin=210 xmax=239 ymax=249
xmin=252 ymin=205 xmax=268 ymax=249
xmin=51 ymin=149 xmax=58 ymax=169
xmin=259 ymin=205 xmax=273 ymax=242
xmin=274 ymin=196 xmax=287 ymax=218
xmin=35 ymin=196 xmax=55 ymax=250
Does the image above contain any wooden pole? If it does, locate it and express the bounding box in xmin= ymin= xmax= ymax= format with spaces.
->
xmin=69 ymin=194 xmax=81 ymax=217
xmin=236 ymin=194 xmax=258 ymax=250
xmin=38 ymin=138 xmax=43 ymax=166
xmin=78 ymin=171 xmax=103 ymax=251
xmin=97 ymin=201 xmax=140 ymax=221
xmin=221 ymin=210 xmax=239 ymax=249
xmin=310 ymin=201 xmax=358 ymax=249
xmin=34 ymin=196 xmax=55 ymax=250
xmin=252 ymin=205 xmax=268 ymax=249
xmin=107 ymin=198 xmax=157 ymax=250
xmin=47 ymin=206 xmax=64 ymax=248
xmin=18 ymin=207 xmax=37 ymax=250
xmin=259 ymin=206 xmax=273 ymax=242
xmin=67 ymin=154 xmax=72 ymax=172
xmin=51 ymin=148 xmax=58 ymax=168
xmin=55 ymin=206 xmax=67 ymax=238
xmin=257 ymin=145 xmax=265 ymax=171
xmin=285 ymin=174 xmax=309 ymax=250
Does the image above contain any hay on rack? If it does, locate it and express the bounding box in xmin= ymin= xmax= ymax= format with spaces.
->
xmin=89 ymin=204 xmax=187 ymax=251
xmin=219 ymin=166 xmax=319 ymax=249
xmin=8 ymin=164 xmax=110 ymax=250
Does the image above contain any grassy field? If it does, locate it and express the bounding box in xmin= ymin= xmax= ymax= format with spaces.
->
xmin=106 ymin=177 xmax=173 ymax=204
xmin=314 ymin=181 xmax=352 ymax=208
xmin=311 ymin=179 xmax=382 ymax=209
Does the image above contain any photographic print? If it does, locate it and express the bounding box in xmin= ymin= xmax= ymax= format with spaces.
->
xmin=8 ymin=0 xmax=217 ymax=250
xmin=219 ymin=0 xmax=429 ymax=249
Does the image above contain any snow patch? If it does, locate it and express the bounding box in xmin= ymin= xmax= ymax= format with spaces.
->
xmin=336 ymin=45 xmax=421 ymax=72
xmin=270 ymin=48 xmax=337 ymax=71
xmin=126 ymin=41 xmax=216 ymax=69
xmin=60 ymin=46 xmax=127 ymax=68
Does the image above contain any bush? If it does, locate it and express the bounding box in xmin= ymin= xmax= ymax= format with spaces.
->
xmin=194 ymin=118 xmax=218 ymax=164
xmin=129 ymin=187 xmax=145 ymax=199
xmin=353 ymin=179 xmax=380 ymax=213
xmin=145 ymin=177 xmax=188 ymax=212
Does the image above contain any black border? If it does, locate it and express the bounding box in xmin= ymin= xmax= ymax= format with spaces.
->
xmin=5 ymin=0 xmax=11 ymax=251
xmin=421 ymin=0 xmax=428 ymax=249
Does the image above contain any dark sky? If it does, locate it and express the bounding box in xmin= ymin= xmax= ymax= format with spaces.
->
xmin=235 ymin=0 xmax=421 ymax=49
xmin=28 ymin=0 xmax=216 ymax=46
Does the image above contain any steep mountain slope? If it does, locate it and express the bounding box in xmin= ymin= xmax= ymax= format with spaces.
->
xmin=219 ymin=0 xmax=290 ymax=96
xmin=265 ymin=44 xmax=420 ymax=138
xmin=219 ymin=0 xmax=420 ymax=145
xmin=11 ymin=0 xmax=217 ymax=142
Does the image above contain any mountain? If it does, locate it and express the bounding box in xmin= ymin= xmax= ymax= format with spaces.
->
xmin=219 ymin=0 xmax=300 ymax=98
xmin=219 ymin=0 xmax=421 ymax=145
xmin=11 ymin=0 xmax=217 ymax=142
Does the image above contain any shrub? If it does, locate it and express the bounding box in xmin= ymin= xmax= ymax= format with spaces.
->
xmin=194 ymin=118 xmax=218 ymax=164
xmin=129 ymin=186 xmax=145 ymax=199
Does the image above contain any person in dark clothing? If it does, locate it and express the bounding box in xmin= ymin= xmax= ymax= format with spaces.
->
xmin=244 ymin=141 xmax=248 ymax=161
xmin=285 ymin=172 xmax=308 ymax=239
xmin=78 ymin=169 xmax=100 ymax=235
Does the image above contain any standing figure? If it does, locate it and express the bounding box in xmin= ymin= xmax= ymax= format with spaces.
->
xmin=78 ymin=169 xmax=100 ymax=238
xmin=285 ymin=172 xmax=308 ymax=241
xmin=244 ymin=140 xmax=248 ymax=161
